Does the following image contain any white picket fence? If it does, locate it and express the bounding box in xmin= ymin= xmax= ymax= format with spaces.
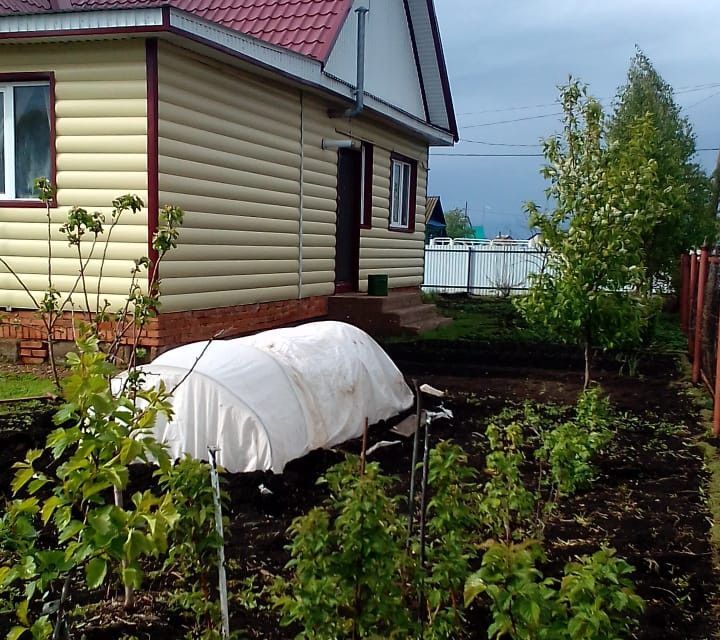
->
xmin=422 ymin=244 xmax=548 ymax=295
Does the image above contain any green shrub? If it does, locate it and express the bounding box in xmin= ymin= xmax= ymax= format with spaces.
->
xmin=274 ymin=459 xmax=412 ymax=639
xmin=465 ymin=543 xmax=643 ymax=640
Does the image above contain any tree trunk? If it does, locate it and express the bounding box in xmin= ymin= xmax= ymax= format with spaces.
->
xmin=583 ymin=340 xmax=591 ymax=390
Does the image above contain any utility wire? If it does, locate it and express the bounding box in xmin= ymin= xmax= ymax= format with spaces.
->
xmin=460 ymin=137 xmax=543 ymax=147
xmin=430 ymin=152 xmax=544 ymax=157
xmin=463 ymin=112 xmax=563 ymax=128
xmin=686 ymin=90 xmax=720 ymax=109
xmin=456 ymin=82 xmax=720 ymax=119
xmin=431 ymin=147 xmax=720 ymax=158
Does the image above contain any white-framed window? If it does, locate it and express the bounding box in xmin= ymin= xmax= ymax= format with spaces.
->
xmin=389 ymin=157 xmax=414 ymax=230
xmin=0 ymin=81 xmax=52 ymax=200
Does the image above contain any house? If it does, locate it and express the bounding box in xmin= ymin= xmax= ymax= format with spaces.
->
xmin=470 ymin=225 xmax=486 ymax=240
xmin=0 ymin=0 xmax=457 ymax=359
xmin=424 ymin=195 xmax=446 ymax=242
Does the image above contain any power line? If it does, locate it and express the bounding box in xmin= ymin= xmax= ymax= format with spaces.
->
xmin=456 ymin=82 xmax=720 ymax=122
xmin=456 ymin=101 xmax=558 ymax=117
xmin=463 ymin=112 xmax=564 ymax=129
xmin=431 ymin=147 xmax=720 ymax=158
xmin=430 ymin=152 xmax=544 ymax=157
xmin=686 ymin=90 xmax=720 ymax=109
xmin=460 ymin=137 xmax=543 ymax=147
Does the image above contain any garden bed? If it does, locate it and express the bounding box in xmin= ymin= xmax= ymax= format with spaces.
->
xmin=0 ymin=333 xmax=718 ymax=638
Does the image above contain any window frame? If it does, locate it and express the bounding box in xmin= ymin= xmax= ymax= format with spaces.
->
xmin=388 ymin=153 xmax=417 ymax=233
xmin=0 ymin=72 xmax=56 ymax=208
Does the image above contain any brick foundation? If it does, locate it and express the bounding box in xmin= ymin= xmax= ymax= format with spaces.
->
xmin=0 ymin=296 xmax=328 ymax=363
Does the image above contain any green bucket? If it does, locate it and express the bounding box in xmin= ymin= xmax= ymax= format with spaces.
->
xmin=367 ymin=274 xmax=389 ymax=296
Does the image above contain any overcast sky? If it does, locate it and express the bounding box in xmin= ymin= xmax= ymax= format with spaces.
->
xmin=428 ymin=1 xmax=720 ymax=239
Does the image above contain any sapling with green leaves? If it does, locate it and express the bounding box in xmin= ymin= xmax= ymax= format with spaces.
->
xmin=464 ymin=543 xmax=643 ymax=640
xmin=479 ymin=421 xmax=538 ymax=542
xmin=516 ymin=80 xmax=658 ymax=388
xmin=158 ymin=455 xmax=226 ymax=639
xmin=0 ymin=178 xmax=183 ymax=384
xmin=464 ymin=539 xmax=561 ymax=639
xmin=558 ymin=547 xmax=644 ymax=640
xmin=536 ymin=388 xmax=614 ymax=500
xmin=274 ymin=458 xmax=413 ymax=639
xmin=0 ymin=187 xmax=229 ymax=638
xmin=421 ymin=441 xmax=482 ymax=638
xmin=0 ymin=328 xmax=180 ymax=636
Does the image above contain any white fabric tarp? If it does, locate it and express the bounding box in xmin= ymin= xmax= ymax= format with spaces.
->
xmin=114 ymin=321 xmax=413 ymax=473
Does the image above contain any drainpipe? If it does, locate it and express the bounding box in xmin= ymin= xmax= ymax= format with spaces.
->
xmin=298 ymin=91 xmax=304 ymax=299
xmin=329 ymin=6 xmax=369 ymax=118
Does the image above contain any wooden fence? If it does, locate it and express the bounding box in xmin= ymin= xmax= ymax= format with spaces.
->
xmin=680 ymin=248 xmax=720 ymax=435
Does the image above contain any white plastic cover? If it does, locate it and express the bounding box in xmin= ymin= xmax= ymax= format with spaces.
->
xmin=114 ymin=321 xmax=413 ymax=473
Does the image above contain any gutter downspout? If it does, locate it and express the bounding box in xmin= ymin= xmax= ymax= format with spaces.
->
xmin=298 ymin=91 xmax=304 ymax=298
xmin=329 ymin=6 xmax=369 ymax=119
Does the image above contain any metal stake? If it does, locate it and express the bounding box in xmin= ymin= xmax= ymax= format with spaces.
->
xmin=208 ymin=447 xmax=230 ymax=639
xmin=407 ymin=380 xmax=422 ymax=546
xmin=417 ymin=412 xmax=432 ymax=636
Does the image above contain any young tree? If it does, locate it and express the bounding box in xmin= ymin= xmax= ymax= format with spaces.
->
xmin=517 ymin=80 xmax=656 ymax=387
xmin=444 ymin=208 xmax=473 ymax=238
xmin=608 ymin=49 xmax=713 ymax=284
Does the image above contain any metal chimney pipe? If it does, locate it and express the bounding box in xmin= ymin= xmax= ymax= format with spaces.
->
xmin=330 ymin=6 xmax=369 ymax=119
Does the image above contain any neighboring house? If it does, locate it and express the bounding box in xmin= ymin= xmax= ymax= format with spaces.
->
xmin=424 ymin=195 xmax=446 ymax=242
xmin=0 ymin=0 xmax=457 ymax=358
xmin=470 ymin=225 xmax=486 ymax=240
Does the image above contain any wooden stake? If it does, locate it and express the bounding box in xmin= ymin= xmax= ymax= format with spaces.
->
xmin=713 ymin=311 xmax=720 ymax=435
xmin=359 ymin=416 xmax=369 ymax=476
xmin=693 ymin=246 xmax=709 ymax=384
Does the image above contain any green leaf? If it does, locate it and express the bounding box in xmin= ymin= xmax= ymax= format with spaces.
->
xmin=7 ymin=627 xmax=28 ymax=640
xmin=11 ymin=468 xmax=34 ymax=495
xmin=464 ymin=572 xmax=487 ymax=607
xmin=16 ymin=600 xmax=29 ymax=626
xmin=41 ymin=496 xmax=62 ymax=525
xmin=85 ymin=557 xmax=107 ymax=590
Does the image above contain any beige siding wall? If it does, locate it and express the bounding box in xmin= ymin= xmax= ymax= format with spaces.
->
xmin=0 ymin=40 xmax=148 ymax=310
xmin=158 ymin=42 xmax=303 ymax=312
xmin=330 ymin=115 xmax=428 ymax=291
xmin=302 ymin=95 xmax=428 ymax=293
xmin=157 ymin=43 xmax=428 ymax=311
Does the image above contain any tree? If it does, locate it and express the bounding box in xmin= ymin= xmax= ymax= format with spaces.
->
xmin=516 ymin=80 xmax=657 ymax=388
xmin=608 ymin=49 xmax=713 ymax=284
xmin=444 ymin=208 xmax=473 ymax=238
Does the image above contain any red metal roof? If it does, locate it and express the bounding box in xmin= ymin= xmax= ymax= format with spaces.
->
xmin=0 ymin=0 xmax=354 ymax=61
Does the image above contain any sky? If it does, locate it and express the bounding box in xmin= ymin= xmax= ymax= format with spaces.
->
xmin=428 ymin=1 xmax=720 ymax=239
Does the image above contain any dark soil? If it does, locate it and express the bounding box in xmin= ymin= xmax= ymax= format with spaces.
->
xmin=0 ymin=345 xmax=717 ymax=639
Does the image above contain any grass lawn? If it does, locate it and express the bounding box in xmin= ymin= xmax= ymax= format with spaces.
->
xmin=391 ymin=293 xmax=684 ymax=354
xmin=393 ymin=294 xmax=550 ymax=343
xmin=0 ymin=371 xmax=56 ymax=400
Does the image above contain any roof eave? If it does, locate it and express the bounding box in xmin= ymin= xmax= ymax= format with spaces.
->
xmin=0 ymin=5 xmax=455 ymax=145
xmin=424 ymin=0 xmax=458 ymax=141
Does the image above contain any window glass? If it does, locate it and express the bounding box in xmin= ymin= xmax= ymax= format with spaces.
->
xmin=391 ymin=161 xmax=402 ymax=225
xmin=0 ymin=94 xmax=4 ymax=195
xmin=401 ymin=162 xmax=411 ymax=227
xmin=14 ymin=85 xmax=50 ymax=198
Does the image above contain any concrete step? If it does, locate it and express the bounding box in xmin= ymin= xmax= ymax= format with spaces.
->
xmin=326 ymin=289 xmax=450 ymax=337
xmin=405 ymin=315 xmax=453 ymax=335
xmin=327 ymin=290 xmax=423 ymax=315
xmin=388 ymin=304 xmax=442 ymax=326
